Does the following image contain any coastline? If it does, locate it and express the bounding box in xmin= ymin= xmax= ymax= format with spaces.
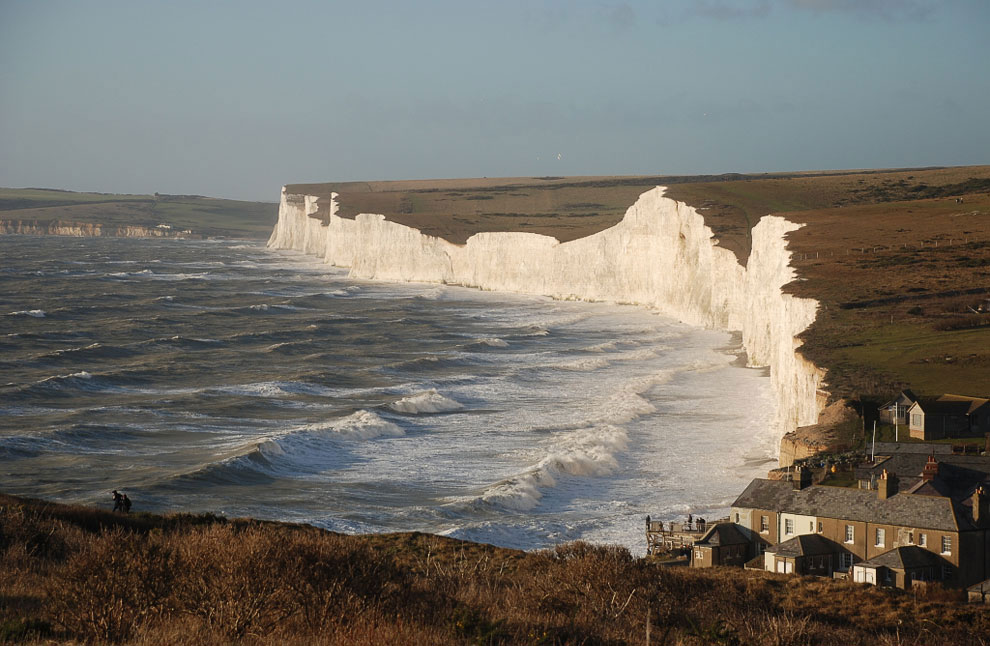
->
xmin=268 ymin=185 xmax=827 ymax=456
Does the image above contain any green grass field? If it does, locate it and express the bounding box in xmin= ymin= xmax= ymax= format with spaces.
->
xmin=0 ymin=188 xmax=277 ymax=238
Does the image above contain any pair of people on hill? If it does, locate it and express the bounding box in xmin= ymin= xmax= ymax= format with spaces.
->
xmin=111 ymin=490 xmax=132 ymax=513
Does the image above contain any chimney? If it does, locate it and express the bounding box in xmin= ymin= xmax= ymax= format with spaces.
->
xmin=974 ymin=487 xmax=990 ymax=527
xmin=922 ymin=454 xmax=940 ymax=482
xmin=878 ymin=469 xmax=898 ymax=500
xmin=793 ymin=466 xmax=812 ymax=490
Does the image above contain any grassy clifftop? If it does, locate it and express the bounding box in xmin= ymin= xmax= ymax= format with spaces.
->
xmin=2 ymin=493 xmax=986 ymax=645
xmin=0 ymin=188 xmax=277 ymax=239
xmin=288 ymin=166 xmax=990 ymax=403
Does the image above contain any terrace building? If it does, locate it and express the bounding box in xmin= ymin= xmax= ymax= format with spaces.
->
xmin=726 ymin=467 xmax=990 ymax=589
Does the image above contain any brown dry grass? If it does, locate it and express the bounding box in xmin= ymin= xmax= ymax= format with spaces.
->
xmin=3 ymin=493 xmax=990 ymax=645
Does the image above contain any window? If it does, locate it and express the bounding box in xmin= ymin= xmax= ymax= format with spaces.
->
xmin=845 ymin=525 xmax=855 ymax=543
xmin=908 ymin=531 xmax=914 ymax=545
xmin=809 ymin=521 xmax=815 ymax=532
xmin=912 ymin=413 xmax=922 ymax=426
xmin=875 ymin=528 xmax=886 ymax=547
xmin=841 ymin=553 xmax=853 ymax=570
xmin=735 ymin=512 xmax=740 ymax=523
xmin=760 ymin=515 xmax=769 ymax=532
xmin=942 ymin=565 xmax=953 ymax=580
xmin=941 ymin=535 xmax=952 ymax=555
xmin=817 ymin=521 xmax=823 ymax=533
xmin=784 ymin=519 xmax=794 ymax=535
xmin=920 ymin=533 xmax=927 ymax=547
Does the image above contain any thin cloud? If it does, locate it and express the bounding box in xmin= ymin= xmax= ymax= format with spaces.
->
xmin=693 ymin=1 xmax=772 ymax=21
xmin=601 ymin=3 xmax=637 ymax=30
xmin=787 ymin=0 xmax=937 ymax=20
xmin=688 ymin=0 xmax=937 ymax=21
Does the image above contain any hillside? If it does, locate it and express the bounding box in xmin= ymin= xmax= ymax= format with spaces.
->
xmin=0 ymin=188 xmax=277 ymax=239
xmin=2 ymin=493 xmax=987 ymax=645
xmin=286 ymin=166 xmax=990 ymax=404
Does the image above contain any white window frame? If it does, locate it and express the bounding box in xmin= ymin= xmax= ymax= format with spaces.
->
xmin=784 ymin=518 xmax=794 ymax=535
xmin=875 ymin=528 xmax=886 ymax=547
xmin=760 ymin=515 xmax=769 ymax=533
xmin=920 ymin=533 xmax=927 ymax=547
xmin=941 ymin=535 xmax=952 ymax=555
xmin=845 ymin=525 xmax=855 ymax=543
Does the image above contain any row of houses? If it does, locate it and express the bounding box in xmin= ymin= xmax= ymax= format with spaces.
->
xmin=879 ymin=390 xmax=990 ymax=441
xmin=686 ymin=451 xmax=990 ymax=593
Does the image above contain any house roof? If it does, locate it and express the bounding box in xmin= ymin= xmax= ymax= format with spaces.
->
xmin=910 ymin=395 xmax=990 ymax=417
xmin=939 ymin=394 xmax=990 ymax=415
xmin=857 ymin=546 xmax=945 ymax=571
xmin=694 ymin=522 xmax=749 ymax=547
xmin=767 ymin=534 xmax=842 ymax=558
xmin=856 ymin=454 xmax=990 ymax=484
xmin=731 ymin=479 xmax=972 ymax=532
xmin=968 ymin=578 xmax=990 ymax=594
xmin=881 ymin=390 xmax=917 ymax=409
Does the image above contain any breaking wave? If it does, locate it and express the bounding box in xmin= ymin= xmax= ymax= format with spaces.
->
xmin=389 ymin=389 xmax=464 ymax=414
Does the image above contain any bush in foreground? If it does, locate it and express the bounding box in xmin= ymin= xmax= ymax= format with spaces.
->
xmin=1 ymin=493 xmax=988 ymax=645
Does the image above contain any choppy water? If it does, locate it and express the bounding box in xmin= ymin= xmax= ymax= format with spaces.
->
xmin=1 ymin=235 xmax=776 ymax=552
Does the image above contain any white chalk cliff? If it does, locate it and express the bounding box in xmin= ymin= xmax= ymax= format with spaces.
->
xmin=268 ymin=186 xmax=826 ymax=448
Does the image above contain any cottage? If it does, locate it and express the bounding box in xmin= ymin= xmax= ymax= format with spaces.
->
xmin=729 ymin=468 xmax=990 ymax=589
xmin=907 ymin=394 xmax=990 ymax=440
xmin=691 ymin=523 xmax=751 ymax=568
xmin=879 ymin=389 xmax=917 ymax=426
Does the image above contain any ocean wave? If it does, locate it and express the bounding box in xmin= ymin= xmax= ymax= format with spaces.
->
xmin=212 ymin=380 xmax=339 ymax=399
xmin=299 ymin=410 xmax=405 ymax=440
xmin=459 ymin=424 xmax=629 ymax=512
xmin=8 ymin=309 xmax=46 ymax=318
xmin=37 ymin=342 xmax=134 ymax=361
xmin=389 ymin=389 xmax=464 ymax=414
xmin=554 ymin=357 xmax=611 ymax=372
xmin=468 ymin=337 xmax=509 ymax=349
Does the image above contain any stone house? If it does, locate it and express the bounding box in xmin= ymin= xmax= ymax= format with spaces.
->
xmin=690 ymin=523 xmax=750 ymax=568
xmin=907 ymin=394 xmax=990 ymax=440
xmin=729 ymin=468 xmax=990 ymax=589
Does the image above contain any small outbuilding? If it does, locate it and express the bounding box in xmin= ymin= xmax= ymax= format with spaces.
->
xmin=852 ymin=546 xmax=947 ymax=588
xmin=690 ymin=523 xmax=750 ymax=568
xmin=764 ymin=534 xmax=841 ymax=576
xmin=968 ymin=578 xmax=990 ymax=603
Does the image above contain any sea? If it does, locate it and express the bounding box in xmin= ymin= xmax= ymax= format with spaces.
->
xmin=0 ymin=235 xmax=778 ymax=553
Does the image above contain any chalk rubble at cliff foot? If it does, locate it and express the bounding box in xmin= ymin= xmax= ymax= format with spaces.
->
xmin=268 ymin=186 xmax=826 ymax=452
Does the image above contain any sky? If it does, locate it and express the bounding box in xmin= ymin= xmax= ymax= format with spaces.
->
xmin=1 ymin=0 xmax=988 ymax=202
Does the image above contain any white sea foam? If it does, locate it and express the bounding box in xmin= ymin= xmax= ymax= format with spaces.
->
xmin=309 ymin=410 xmax=404 ymax=440
xmin=389 ymin=389 xmax=464 ymax=414
xmin=9 ymin=309 xmax=46 ymax=318
xmin=474 ymin=424 xmax=629 ymax=511
xmin=475 ymin=337 xmax=509 ymax=348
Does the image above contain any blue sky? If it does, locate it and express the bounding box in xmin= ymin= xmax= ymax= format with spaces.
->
xmin=1 ymin=0 xmax=987 ymax=202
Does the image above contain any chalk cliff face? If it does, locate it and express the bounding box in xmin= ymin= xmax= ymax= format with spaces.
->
xmin=268 ymin=186 xmax=826 ymax=448
xmin=0 ymin=220 xmax=196 ymax=238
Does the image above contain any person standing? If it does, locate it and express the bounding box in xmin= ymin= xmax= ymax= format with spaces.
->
xmin=111 ymin=490 xmax=124 ymax=513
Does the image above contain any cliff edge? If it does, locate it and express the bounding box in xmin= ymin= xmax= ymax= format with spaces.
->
xmin=268 ymin=185 xmax=826 ymax=452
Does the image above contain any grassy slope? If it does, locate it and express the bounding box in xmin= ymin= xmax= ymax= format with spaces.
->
xmin=289 ymin=166 xmax=990 ymax=404
xmin=2 ymin=493 xmax=987 ymax=646
xmin=0 ymin=188 xmax=278 ymax=239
